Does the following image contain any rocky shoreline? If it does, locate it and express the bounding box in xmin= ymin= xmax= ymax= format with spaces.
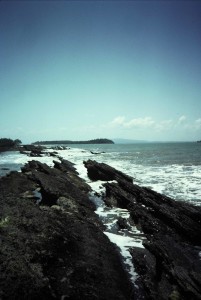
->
xmin=0 ymin=148 xmax=201 ymax=299
xmin=0 ymin=158 xmax=134 ymax=299
xmin=85 ymin=160 xmax=201 ymax=300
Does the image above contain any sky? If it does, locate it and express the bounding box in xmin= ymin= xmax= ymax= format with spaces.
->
xmin=0 ymin=0 xmax=201 ymax=143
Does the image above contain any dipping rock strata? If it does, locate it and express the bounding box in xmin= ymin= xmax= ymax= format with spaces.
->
xmin=0 ymin=159 xmax=133 ymax=300
xmin=84 ymin=159 xmax=201 ymax=300
xmin=84 ymin=159 xmax=133 ymax=183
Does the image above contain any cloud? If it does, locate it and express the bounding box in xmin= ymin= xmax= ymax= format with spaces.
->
xmin=182 ymin=118 xmax=201 ymax=130
xmin=109 ymin=116 xmax=163 ymax=129
xmin=124 ymin=117 xmax=155 ymax=128
xmin=195 ymin=118 xmax=201 ymax=129
xmin=109 ymin=116 xmax=175 ymax=130
xmin=109 ymin=116 xmax=155 ymax=129
xmin=155 ymin=120 xmax=173 ymax=131
xmin=107 ymin=115 xmax=201 ymax=137
xmin=110 ymin=116 xmax=125 ymax=127
xmin=178 ymin=115 xmax=186 ymax=124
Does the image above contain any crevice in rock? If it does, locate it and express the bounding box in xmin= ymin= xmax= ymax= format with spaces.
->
xmin=84 ymin=159 xmax=201 ymax=300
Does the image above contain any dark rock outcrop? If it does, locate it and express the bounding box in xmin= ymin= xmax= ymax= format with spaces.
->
xmin=84 ymin=160 xmax=201 ymax=300
xmin=0 ymin=159 xmax=133 ymax=300
xmin=90 ymin=151 xmax=106 ymax=155
xmin=19 ymin=145 xmax=46 ymax=157
xmin=84 ymin=159 xmax=133 ymax=183
xmin=20 ymin=144 xmax=45 ymax=152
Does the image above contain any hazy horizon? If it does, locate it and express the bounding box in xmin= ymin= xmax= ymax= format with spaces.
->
xmin=0 ymin=1 xmax=201 ymax=144
xmin=26 ymin=137 xmax=201 ymax=144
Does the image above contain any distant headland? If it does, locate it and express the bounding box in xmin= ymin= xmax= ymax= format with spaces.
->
xmin=0 ymin=138 xmax=22 ymax=152
xmin=32 ymin=138 xmax=114 ymax=145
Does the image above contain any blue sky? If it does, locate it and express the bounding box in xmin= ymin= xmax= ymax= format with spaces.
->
xmin=0 ymin=1 xmax=201 ymax=143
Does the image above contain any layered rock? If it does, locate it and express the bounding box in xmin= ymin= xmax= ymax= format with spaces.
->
xmin=84 ymin=159 xmax=201 ymax=300
xmin=0 ymin=159 xmax=133 ymax=300
xmin=84 ymin=159 xmax=133 ymax=183
xmin=18 ymin=144 xmax=46 ymax=157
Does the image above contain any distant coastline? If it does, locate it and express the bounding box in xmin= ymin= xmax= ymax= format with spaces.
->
xmin=0 ymin=138 xmax=22 ymax=153
xmin=32 ymin=138 xmax=114 ymax=145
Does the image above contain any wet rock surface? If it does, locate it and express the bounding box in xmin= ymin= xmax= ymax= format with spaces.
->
xmin=84 ymin=160 xmax=201 ymax=300
xmin=0 ymin=159 xmax=133 ymax=300
xmin=19 ymin=144 xmax=45 ymax=157
xmin=84 ymin=159 xmax=133 ymax=183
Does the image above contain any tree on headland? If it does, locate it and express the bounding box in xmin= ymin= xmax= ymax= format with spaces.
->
xmin=33 ymin=138 xmax=114 ymax=145
xmin=0 ymin=138 xmax=22 ymax=151
xmin=14 ymin=139 xmax=22 ymax=146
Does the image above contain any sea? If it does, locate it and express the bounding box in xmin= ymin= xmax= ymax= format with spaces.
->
xmin=1 ymin=142 xmax=201 ymax=284
xmin=1 ymin=142 xmax=201 ymax=205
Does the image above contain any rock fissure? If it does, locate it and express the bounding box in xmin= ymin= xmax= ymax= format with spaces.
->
xmin=84 ymin=159 xmax=201 ymax=300
xmin=1 ymin=150 xmax=201 ymax=300
xmin=0 ymin=158 xmax=134 ymax=300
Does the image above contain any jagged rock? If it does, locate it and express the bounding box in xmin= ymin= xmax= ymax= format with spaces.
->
xmin=22 ymin=160 xmax=93 ymax=209
xmin=0 ymin=159 xmax=133 ymax=300
xmin=49 ymin=151 xmax=58 ymax=157
xmin=30 ymin=151 xmax=43 ymax=157
xmin=84 ymin=159 xmax=133 ymax=182
xmin=20 ymin=144 xmax=45 ymax=152
xmin=54 ymin=159 xmax=78 ymax=174
xmin=117 ymin=217 xmax=129 ymax=229
xmin=19 ymin=145 xmax=46 ymax=157
xmin=90 ymin=151 xmax=105 ymax=155
xmin=52 ymin=146 xmax=68 ymax=150
xmin=84 ymin=160 xmax=201 ymax=300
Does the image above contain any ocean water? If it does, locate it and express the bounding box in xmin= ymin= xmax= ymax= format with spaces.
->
xmin=70 ymin=142 xmax=201 ymax=205
xmin=36 ymin=142 xmax=201 ymax=205
xmin=1 ymin=142 xmax=201 ymax=284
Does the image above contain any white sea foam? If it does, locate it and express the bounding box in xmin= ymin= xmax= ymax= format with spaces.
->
xmin=7 ymin=144 xmax=199 ymax=205
xmin=104 ymin=232 xmax=142 ymax=283
xmin=1 ymin=144 xmax=201 ymax=284
xmin=44 ymin=148 xmax=146 ymax=284
xmin=1 ymin=145 xmax=200 ymax=205
xmin=32 ymin=145 xmax=201 ymax=207
xmin=94 ymin=200 xmax=144 ymax=284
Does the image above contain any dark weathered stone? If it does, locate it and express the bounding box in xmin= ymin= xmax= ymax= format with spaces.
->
xmin=84 ymin=160 xmax=201 ymax=300
xmin=84 ymin=159 xmax=133 ymax=182
xmin=90 ymin=151 xmax=106 ymax=154
xmin=21 ymin=144 xmax=45 ymax=152
xmin=53 ymin=159 xmax=78 ymax=174
xmin=0 ymin=159 xmax=133 ymax=300
xmin=18 ymin=145 xmax=46 ymax=157
xmin=117 ymin=217 xmax=130 ymax=230
xmin=49 ymin=151 xmax=58 ymax=157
